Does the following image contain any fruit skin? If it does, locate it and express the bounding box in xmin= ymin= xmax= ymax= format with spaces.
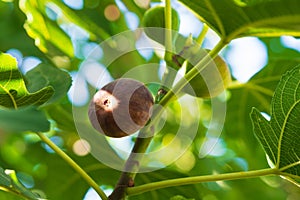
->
xmin=174 ymin=41 xmax=231 ymax=98
xmin=88 ymin=78 xmax=154 ymax=138
xmin=186 ymin=51 xmax=231 ymax=98
xmin=142 ymin=6 xmax=180 ymax=45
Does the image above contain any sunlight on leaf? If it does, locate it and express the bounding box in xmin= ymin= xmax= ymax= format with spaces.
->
xmin=19 ymin=0 xmax=74 ymax=58
xmin=179 ymin=0 xmax=300 ymax=41
xmin=0 ymin=52 xmax=54 ymax=108
xmin=251 ymin=65 xmax=300 ymax=186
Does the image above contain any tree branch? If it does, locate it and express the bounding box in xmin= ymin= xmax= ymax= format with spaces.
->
xmin=127 ymin=168 xmax=279 ymax=196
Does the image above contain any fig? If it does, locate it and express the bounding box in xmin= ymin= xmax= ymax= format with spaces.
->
xmin=142 ymin=5 xmax=180 ymax=45
xmin=175 ymin=41 xmax=231 ymax=98
xmin=187 ymin=53 xmax=231 ymax=98
xmin=88 ymin=78 xmax=154 ymax=138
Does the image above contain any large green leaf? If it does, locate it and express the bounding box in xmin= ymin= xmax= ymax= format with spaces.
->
xmin=0 ymin=1 xmax=42 ymax=57
xmin=0 ymin=52 xmax=54 ymax=108
xmin=0 ymin=107 xmax=50 ymax=132
xmin=25 ymin=63 xmax=72 ymax=104
xmin=179 ymin=0 xmax=300 ymax=41
xmin=224 ymin=46 xmax=300 ymax=168
xmin=0 ymin=167 xmax=42 ymax=200
xmin=19 ymin=0 xmax=74 ymax=58
xmin=251 ymin=65 xmax=300 ymax=185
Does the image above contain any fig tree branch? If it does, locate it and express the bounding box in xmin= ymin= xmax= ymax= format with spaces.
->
xmin=164 ymin=0 xmax=173 ymax=63
xmin=196 ymin=23 xmax=209 ymax=46
xmin=127 ymin=168 xmax=279 ymax=196
xmin=108 ymin=39 xmax=228 ymax=200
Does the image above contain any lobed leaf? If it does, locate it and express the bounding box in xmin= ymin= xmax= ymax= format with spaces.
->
xmin=0 ymin=52 xmax=54 ymax=108
xmin=224 ymin=48 xmax=300 ymax=168
xmin=251 ymin=65 xmax=300 ymax=185
xmin=25 ymin=63 xmax=72 ymax=104
xmin=179 ymin=0 xmax=300 ymax=41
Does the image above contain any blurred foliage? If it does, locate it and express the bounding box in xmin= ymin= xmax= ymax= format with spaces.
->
xmin=0 ymin=0 xmax=299 ymax=200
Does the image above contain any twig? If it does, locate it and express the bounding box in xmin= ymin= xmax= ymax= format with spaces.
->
xmin=35 ymin=132 xmax=108 ymax=200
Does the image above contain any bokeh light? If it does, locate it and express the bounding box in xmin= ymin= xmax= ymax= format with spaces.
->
xmin=21 ymin=56 xmax=41 ymax=74
xmin=175 ymin=150 xmax=195 ymax=172
xmin=281 ymin=36 xmax=300 ymax=52
xmin=104 ymin=4 xmax=121 ymax=21
xmin=63 ymin=0 xmax=83 ymax=10
xmin=73 ymin=139 xmax=91 ymax=156
xmin=67 ymin=71 xmax=89 ymax=106
xmin=134 ymin=0 xmax=150 ymax=9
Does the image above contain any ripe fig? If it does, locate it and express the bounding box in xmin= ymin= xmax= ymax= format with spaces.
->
xmin=142 ymin=6 xmax=180 ymax=45
xmin=88 ymin=78 xmax=154 ymax=138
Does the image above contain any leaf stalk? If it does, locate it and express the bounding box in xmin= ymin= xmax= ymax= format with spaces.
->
xmin=35 ymin=132 xmax=108 ymax=200
xmin=127 ymin=168 xmax=279 ymax=196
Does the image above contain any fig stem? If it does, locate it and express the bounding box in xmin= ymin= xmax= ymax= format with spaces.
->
xmin=164 ymin=0 xmax=173 ymax=62
xmin=127 ymin=168 xmax=279 ymax=196
xmin=196 ymin=23 xmax=209 ymax=46
xmin=35 ymin=132 xmax=108 ymax=200
xmin=108 ymin=129 xmax=154 ymax=200
xmin=161 ymin=0 xmax=177 ymax=91
xmin=158 ymin=0 xmax=178 ymax=104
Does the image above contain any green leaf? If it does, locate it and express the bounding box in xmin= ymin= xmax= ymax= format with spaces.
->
xmin=0 ymin=1 xmax=42 ymax=57
xmin=0 ymin=52 xmax=54 ymax=108
xmin=0 ymin=107 xmax=50 ymax=132
xmin=0 ymin=167 xmax=42 ymax=200
xmin=224 ymin=50 xmax=300 ymax=169
xmin=19 ymin=0 xmax=74 ymax=58
xmin=251 ymin=65 xmax=300 ymax=185
xmin=25 ymin=63 xmax=72 ymax=104
xmin=179 ymin=0 xmax=300 ymax=41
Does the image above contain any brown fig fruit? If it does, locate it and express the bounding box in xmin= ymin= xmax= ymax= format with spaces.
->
xmin=88 ymin=78 xmax=154 ymax=138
